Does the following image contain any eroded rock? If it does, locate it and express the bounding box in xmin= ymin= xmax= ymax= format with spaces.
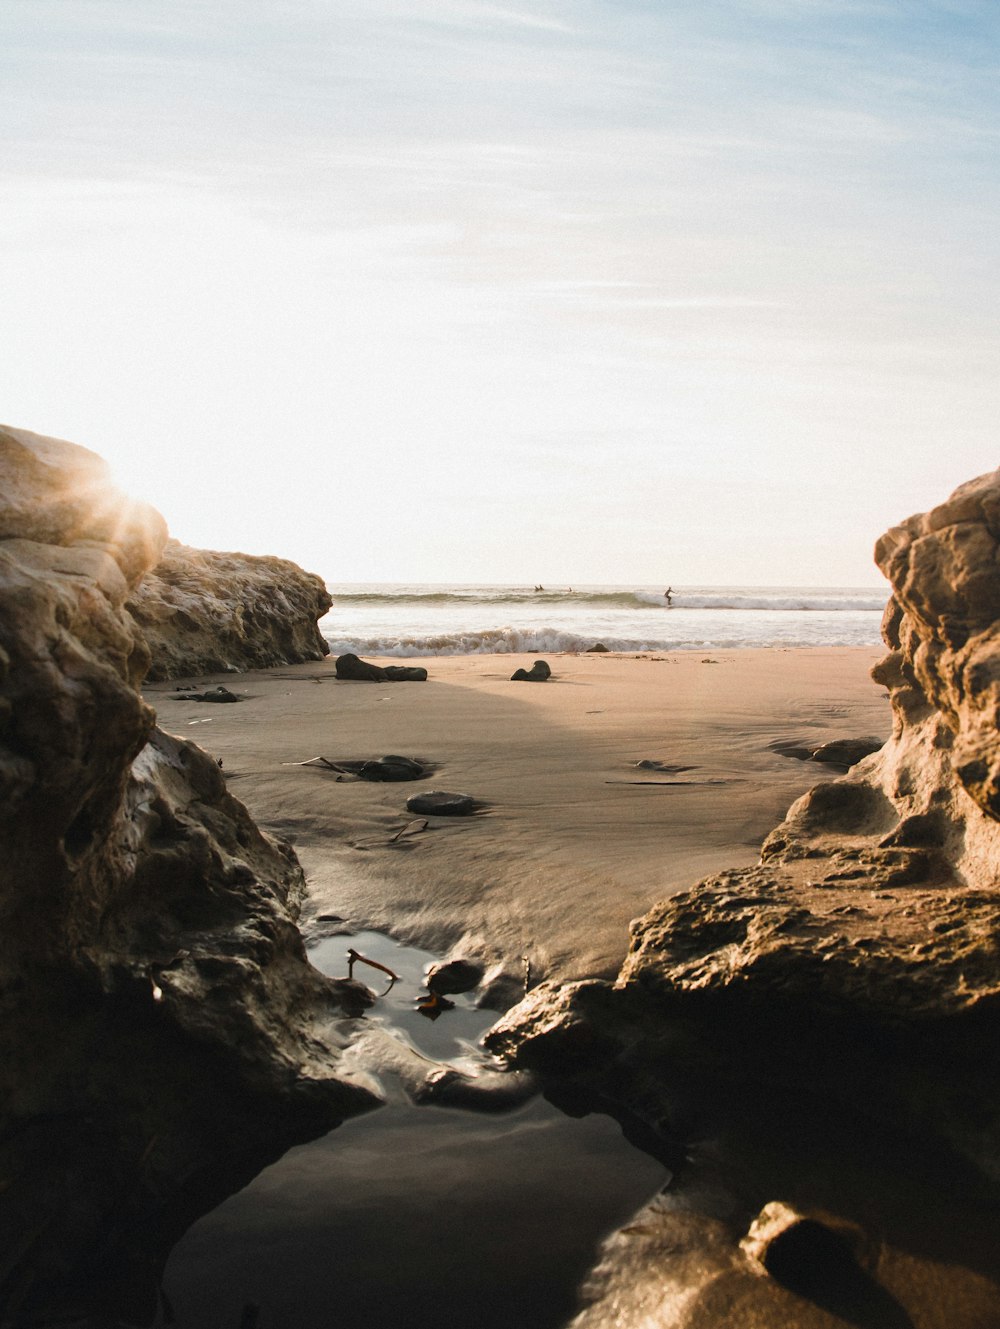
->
xmin=0 ymin=425 xmax=378 ymax=1322
xmin=486 ymin=469 xmax=1000 ymax=1326
xmin=128 ymin=537 xmax=332 ymax=681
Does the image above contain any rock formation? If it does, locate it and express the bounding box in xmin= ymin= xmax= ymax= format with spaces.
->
xmin=486 ymin=469 xmax=1000 ymax=1326
xmin=128 ymin=538 xmax=331 ymax=681
xmin=334 ymin=651 xmax=428 ymax=682
xmin=0 ymin=425 xmax=377 ymax=1324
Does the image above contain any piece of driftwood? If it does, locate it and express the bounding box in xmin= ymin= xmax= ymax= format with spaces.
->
xmin=346 ymin=948 xmax=401 ymax=991
xmin=281 ymin=756 xmax=341 ymax=769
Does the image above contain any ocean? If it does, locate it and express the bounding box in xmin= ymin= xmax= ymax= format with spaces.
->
xmin=318 ymin=584 xmax=889 ymax=657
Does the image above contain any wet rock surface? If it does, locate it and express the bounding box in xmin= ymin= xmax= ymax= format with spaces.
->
xmin=128 ymin=537 xmax=332 ymax=681
xmin=0 ymin=426 xmax=378 ymax=1324
xmin=487 ymin=468 xmax=1000 ymax=1327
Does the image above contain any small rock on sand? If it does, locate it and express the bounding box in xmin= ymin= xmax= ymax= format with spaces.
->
xmin=811 ymin=736 xmax=884 ymax=767
xmin=511 ymin=660 xmax=552 ymax=682
xmin=406 ymin=791 xmax=477 ymax=816
xmin=426 ymin=959 xmax=484 ymax=995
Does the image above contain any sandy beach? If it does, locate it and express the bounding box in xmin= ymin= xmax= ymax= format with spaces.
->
xmin=147 ymin=646 xmax=888 ymax=992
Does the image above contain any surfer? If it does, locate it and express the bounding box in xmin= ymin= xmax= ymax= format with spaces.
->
xmin=664 ymin=586 xmax=673 ymax=607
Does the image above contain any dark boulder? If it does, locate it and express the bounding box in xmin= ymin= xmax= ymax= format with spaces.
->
xmin=383 ymin=665 xmax=428 ymax=681
xmin=511 ymin=659 xmax=552 ymax=682
xmin=191 ymin=685 xmax=241 ymax=703
xmin=406 ymin=790 xmax=478 ymax=816
xmin=335 ymin=654 xmax=428 ymax=682
xmin=811 ymin=736 xmax=884 ymax=767
xmin=357 ymin=755 xmax=426 ymax=782
xmin=426 ymin=959 xmax=484 ymax=995
xmin=335 ymin=653 xmax=387 ymax=681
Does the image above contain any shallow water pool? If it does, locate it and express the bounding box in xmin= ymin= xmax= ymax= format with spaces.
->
xmin=160 ymin=931 xmax=668 ymax=1329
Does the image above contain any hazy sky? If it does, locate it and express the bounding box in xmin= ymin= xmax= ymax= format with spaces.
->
xmin=3 ymin=1 xmax=998 ymax=584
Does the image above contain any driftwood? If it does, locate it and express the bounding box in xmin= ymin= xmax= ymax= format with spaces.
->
xmin=346 ymin=948 xmax=401 ymax=992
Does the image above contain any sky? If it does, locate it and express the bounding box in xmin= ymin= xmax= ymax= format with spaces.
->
xmin=2 ymin=0 xmax=998 ymax=586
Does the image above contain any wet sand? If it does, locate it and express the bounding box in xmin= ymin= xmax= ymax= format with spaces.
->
xmin=147 ymin=647 xmax=888 ymax=991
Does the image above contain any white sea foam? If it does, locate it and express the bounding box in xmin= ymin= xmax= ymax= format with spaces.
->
xmin=323 ymin=629 xmax=664 ymax=657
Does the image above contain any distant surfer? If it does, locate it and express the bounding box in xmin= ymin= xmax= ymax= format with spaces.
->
xmin=664 ymin=586 xmax=673 ymax=607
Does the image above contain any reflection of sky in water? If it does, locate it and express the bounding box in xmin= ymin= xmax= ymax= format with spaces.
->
xmin=163 ymin=929 xmax=669 ymax=1328
xmin=310 ymin=929 xmax=495 ymax=1063
xmin=164 ymin=1098 xmax=668 ymax=1329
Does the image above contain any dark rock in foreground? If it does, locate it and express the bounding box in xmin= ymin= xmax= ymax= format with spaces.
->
xmin=129 ymin=537 xmax=332 ymax=681
xmin=0 ymin=425 xmax=379 ymax=1323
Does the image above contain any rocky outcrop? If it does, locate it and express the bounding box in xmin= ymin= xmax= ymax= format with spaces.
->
xmin=127 ymin=538 xmax=331 ymax=680
xmin=486 ymin=470 xmax=1000 ymax=1326
xmin=0 ymin=426 xmax=377 ymax=1323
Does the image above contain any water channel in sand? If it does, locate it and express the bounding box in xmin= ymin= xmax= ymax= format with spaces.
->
xmin=159 ymin=931 xmax=668 ymax=1329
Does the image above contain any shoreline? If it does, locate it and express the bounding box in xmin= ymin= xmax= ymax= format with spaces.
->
xmin=148 ymin=645 xmax=888 ymax=989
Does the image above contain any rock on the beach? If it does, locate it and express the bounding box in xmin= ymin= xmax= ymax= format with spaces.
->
xmin=406 ymin=790 xmax=478 ymax=816
xmin=384 ymin=664 xmax=428 ymax=680
xmin=426 ymin=958 xmax=484 ymax=995
xmin=511 ymin=659 xmax=552 ymax=682
xmin=186 ymin=683 xmax=243 ymax=703
xmin=336 ymin=652 xmax=385 ymax=680
xmin=810 ymin=735 xmax=884 ymax=767
xmin=357 ymin=755 xmax=426 ymax=781
xmin=335 ymin=652 xmax=428 ymax=682
xmin=0 ymin=424 xmax=379 ymax=1320
xmin=486 ymin=468 xmax=1000 ymax=1324
xmin=127 ymin=537 xmax=332 ymax=681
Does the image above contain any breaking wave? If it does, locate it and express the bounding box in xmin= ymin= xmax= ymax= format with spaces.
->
xmin=322 ymin=626 xmax=881 ymax=657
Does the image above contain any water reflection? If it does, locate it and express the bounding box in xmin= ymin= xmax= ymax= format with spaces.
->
xmin=158 ymin=931 xmax=668 ymax=1328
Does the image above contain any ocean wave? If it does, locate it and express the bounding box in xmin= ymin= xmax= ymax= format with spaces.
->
xmin=328 ymin=587 xmax=887 ymax=613
xmin=322 ymin=629 xmax=646 ymax=656
xmin=322 ymin=627 xmax=879 ymax=656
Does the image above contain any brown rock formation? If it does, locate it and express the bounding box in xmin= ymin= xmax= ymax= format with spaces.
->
xmin=0 ymin=425 xmax=377 ymax=1323
xmin=128 ymin=538 xmax=331 ymax=681
xmin=486 ymin=469 xmax=1000 ymax=1327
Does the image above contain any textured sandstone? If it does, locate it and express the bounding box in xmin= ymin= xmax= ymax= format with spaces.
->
xmin=0 ymin=425 xmax=376 ymax=1322
xmin=487 ymin=469 xmax=1000 ymax=1327
xmin=128 ymin=538 xmax=331 ymax=680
